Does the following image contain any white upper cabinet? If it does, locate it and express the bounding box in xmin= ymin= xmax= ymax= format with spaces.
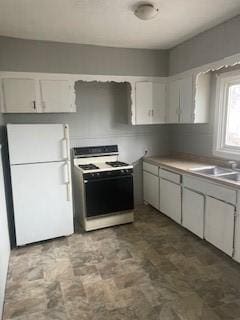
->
xmin=0 ymin=71 xmax=209 ymax=120
xmin=135 ymin=81 xmax=166 ymax=124
xmin=167 ymin=72 xmax=210 ymax=124
xmin=194 ymin=72 xmax=211 ymax=123
xmin=152 ymin=82 xmax=166 ymax=124
xmin=135 ymin=82 xmax=152 ymax=124
xmin=180 ymin=76 xmax=193 ymax=123
xmin=2 ymin=78 xmax=38 ymax=113
xmin=40 ymin=80 xmax=76 ymax=113
xmin=167 ymin=79 xmax=180 ymax=123
xmin=0 ymin=76 xmax=76 ymax=113
xmin=167 ymin=75 xmax=193 ymax=123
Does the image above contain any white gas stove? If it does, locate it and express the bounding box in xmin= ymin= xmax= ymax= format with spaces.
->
xmin=73 ymin=145 xmax=134 ymax=231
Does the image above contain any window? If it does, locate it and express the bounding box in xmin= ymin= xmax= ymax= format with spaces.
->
xmin=214 ymin=70 xmax=240 ymax=160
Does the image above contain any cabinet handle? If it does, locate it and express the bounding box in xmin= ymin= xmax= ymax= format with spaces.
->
xmin=32 ymin=100 xmax=36 ymax=111
xmin=152 ymin=109 xmax=154 ymax=117
xmin=62 ymin=125 xmax=69 ymax=160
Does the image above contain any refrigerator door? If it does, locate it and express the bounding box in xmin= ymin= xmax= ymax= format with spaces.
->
xmin=7 ymin=124 xmax=69 ymax=164
xmin=11 ymin=161 xmax=73 ymax=245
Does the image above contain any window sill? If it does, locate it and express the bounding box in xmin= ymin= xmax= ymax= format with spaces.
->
xmin=213 ymin=148 xmax=240 ymax=161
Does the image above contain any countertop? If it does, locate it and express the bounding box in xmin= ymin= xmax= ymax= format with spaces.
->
xmin=143 ymin=155 xmax=240 ymax=190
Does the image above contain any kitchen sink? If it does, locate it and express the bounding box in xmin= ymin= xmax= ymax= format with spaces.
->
xmin=190 ymin=166 xmax=234 ymax=176
xmin=222 ymin=173 xmax=240 ymax=182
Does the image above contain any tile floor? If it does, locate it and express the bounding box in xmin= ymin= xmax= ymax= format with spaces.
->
xmin=3 ymin=205 xmax=240 ymax=320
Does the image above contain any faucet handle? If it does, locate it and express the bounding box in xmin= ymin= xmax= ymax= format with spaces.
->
xmin=228 ymin=160 xmax=238 ymax=169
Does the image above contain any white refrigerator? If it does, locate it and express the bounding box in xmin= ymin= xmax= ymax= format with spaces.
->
xmin=7 ymin=124 xmax=74 ymax=246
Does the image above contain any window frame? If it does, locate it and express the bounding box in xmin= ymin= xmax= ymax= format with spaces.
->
xmin=213 ymin=70 xmax=240 ymax=160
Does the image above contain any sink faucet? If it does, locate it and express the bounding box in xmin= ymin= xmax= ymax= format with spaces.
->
xmin=228 ymin=160 xmax=238 ymax=170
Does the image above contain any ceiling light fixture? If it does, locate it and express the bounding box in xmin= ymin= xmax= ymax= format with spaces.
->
xmin=134 ymin=3 xmax=159 ymax=20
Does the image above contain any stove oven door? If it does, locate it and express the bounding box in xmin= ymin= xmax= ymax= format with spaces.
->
xmin=84 ymin=175 xmax=134 ymax=218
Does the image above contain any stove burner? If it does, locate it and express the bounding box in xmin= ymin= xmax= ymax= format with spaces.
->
xmin=78 ymin=164 xmax=99 ymax=170
xmin=106 ymin=161 xmax=129 ymax=168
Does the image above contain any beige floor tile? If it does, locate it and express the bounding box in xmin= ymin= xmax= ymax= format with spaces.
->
xmin=4 ymin=205 xmax=240 ymax=320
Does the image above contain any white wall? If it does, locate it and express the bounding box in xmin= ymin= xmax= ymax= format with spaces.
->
xmin=0 ymin=36 xmax=168 ymax=77
xmin=0 ymin=145 xmax=10 ymax=318
xmin=169 ymin=15 xmax=240 ymax=75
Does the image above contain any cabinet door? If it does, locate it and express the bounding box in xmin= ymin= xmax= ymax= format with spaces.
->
xmin=135 ymin=82 xmax=166 ymax=124
xmin=143 ymin=171 xmax=159 ymax=209
xmin=40 ymin=80 xmax=76 ymax=113
xmin=11 ymin=161 xmax=73 ymax=246
xmin=2 ymin=78 xmax=38 ymax=113
xmin=167 ymin=80 xmax=179 ymax=123
xmin=180 ymin=76 xmax=193 ymax=123
xmin=205 ymin=196 xmax=235 ymax=256
xmin=152 ymin=82 xmax=166 ymax=124
xmin=135 ymin=82 xmax=153 ymax=124
xmin=182 ymin=188 xmax=204 ymax=238
xmin=233 ymin=192 xmax=240 ymax=263
xmin=159 ymin=178 xmax=181 ymax=223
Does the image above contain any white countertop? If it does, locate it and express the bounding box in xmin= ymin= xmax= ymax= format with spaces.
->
xmin=144 ymin=155 xmax=240 ymax=190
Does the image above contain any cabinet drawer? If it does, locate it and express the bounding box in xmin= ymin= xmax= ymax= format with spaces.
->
xmin=159 ymin=168 xmax=181 ymax=184
xmin=183 ymin=175 xmax=237 ymax=205
xmin=143 ymin=162 xmax=158 ymax=176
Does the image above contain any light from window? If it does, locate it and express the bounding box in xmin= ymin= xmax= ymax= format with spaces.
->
xmin=214 ymin=70 xmax=240 ymax=160
xmin=225 ymin=84 xmax=240 ymax=147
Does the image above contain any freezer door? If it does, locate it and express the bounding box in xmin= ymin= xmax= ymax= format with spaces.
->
xmin=7 ymin=124 xmax=69 ymax=164
xmin=11 ymin=161 xmax=73 ymax=245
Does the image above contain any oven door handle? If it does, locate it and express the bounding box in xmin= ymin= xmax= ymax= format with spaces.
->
xmin=84 ymin=175 xmax=133 ymax=183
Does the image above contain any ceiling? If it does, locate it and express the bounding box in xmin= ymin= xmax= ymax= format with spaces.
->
xmin=0 ymin=0 xmax=239 ymax=49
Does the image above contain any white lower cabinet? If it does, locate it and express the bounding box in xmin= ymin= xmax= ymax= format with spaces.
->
xmin=159 ymin=178 xmax=181 ymax=224
xmin=234 ymin=191 xmax=240 ymax=263
xmin=143 ymin=164 xmax=240 ymax=262
xmin=182 ymin=188 xmax=204 ymax=238
xmin=143 ymin=171 xmax=159 ymax=209
xmin=205 ymin=196 xmax=235 ymax=256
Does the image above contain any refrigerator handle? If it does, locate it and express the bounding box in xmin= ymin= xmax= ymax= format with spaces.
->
xmin=62 ymin=125 xmax=69 ymax=160
xmin=62 ymin=139 xmax=68 ymax=160
xmin=63 ymin=161 xmax=71 ymax=202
